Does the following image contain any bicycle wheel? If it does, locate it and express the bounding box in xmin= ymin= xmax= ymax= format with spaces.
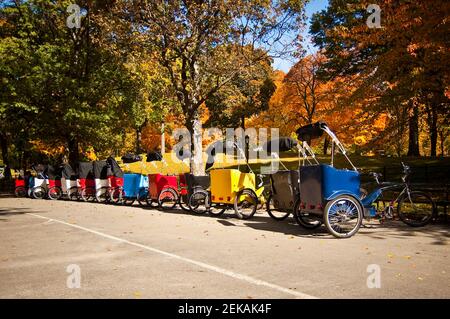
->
xmin=179 ymin=193 xmax=191 ymax=212
xmin=324 ymin=195 xmax=363 ymax=238
xmin=110 ymin=187 xmax=123 ymax=204
xmin=123 ymin=197 xmax=136 ymax=206
xmin=234 ymin=189 xmax=258 ymax=220
xmin=32 ymin=186 xmax=46 ymax=199
xmin=293 ymin=198 xmax=322 ymax=229
xmin=137 ymin=188 xmax=150 ymax=206
xmin=81 ymin=187 xmax=96 ymax=202
xmin=48 ymin=186 xmax=62 ymax=200
xmin=266 ymin=194 xmax=290 ymax=221
xmin=188 ymin=190 xmax=208 ymax=214
xmin=14 ymin=187 xmax=27 ymax=198
xmin=158 ymin=187 xmax=178 ymax=210
xmin=95 ymin=187 xmax=110 ymax=203
xmin=397 ymin=191 xmax=435 ymax=227
xmin=68 ymin=187 xmax=78 ymax=201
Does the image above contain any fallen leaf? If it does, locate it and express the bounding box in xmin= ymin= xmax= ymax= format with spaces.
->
xmin=133 ymin=291 xmax=142 ymax=298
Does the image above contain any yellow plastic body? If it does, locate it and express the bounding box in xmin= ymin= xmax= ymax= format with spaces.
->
xmin=210 ymin=169 xmax=256 ymax=204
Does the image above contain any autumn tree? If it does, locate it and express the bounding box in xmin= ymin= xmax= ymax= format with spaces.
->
xmin=107 ymin=0 xmax=305 ymax=175
xmin=310 ymin=0 xmax=450 ymax=157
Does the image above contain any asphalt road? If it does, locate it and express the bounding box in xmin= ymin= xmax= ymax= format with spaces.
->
xmin=0 ymin=197 xmax=449 ymax=298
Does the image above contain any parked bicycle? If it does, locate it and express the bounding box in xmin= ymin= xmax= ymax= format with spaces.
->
xmin=361 ymin=162 xmax=436 ymax=227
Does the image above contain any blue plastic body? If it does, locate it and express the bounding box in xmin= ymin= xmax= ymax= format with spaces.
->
xmin=321 ymin=165 xmax=361 ymax=200
xmin=123 ymin=174 xmax=149 ymax=198
xmin=362 ymin=188 xmax=382 ymax=208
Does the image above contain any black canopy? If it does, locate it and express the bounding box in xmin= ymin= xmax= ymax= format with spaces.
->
xmin=121 ymin=153 xmax=142 ymax=163
xmin=263 ymin=137 xmax=298 ymax=153
xmin=296 ymin=121 xmax=326 ymax=141
xmin=146 ymin=151 xmax=163 ymax=162
xmin=93 ymin=160 xmax=111 ymax=179
xmin=61 ymin=164 xmax=77 ymax=180
xmin=106 ymin=157 xmax=123 ymax=178
xmin=77 ymin=162 xmax=94 ymax=179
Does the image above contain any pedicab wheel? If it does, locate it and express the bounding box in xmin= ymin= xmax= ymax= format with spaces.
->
xmin=266 ymin=194 xmax=290 ymax=221
xmin=158 ymin=187 xmax=178 ymax=210
xmin=293 ymin=198 xmax=322 ymax=229
xmin=48 ymin=186 xmax=63 ymax=200
xmin=95 ymin=187 xmax=110 ymax=203
xmin=188 ymin=190 xmax=208 ymax=214
xmin=324 ymin=195 xmax=363 ymax=238
xmin=137 ymin=188 xmax=150 ymax=206
xmin=68 ymin=187 xmax=79 ymax=201
xmin=31 ymin=186 xmax=46 ymax=199
xmin=110 ymin=187 xmax=123 ymax=204
xmin=123 ymin=198 xmax=135 ymax=206
xmin=179 ymin=194 xmax=191 ymax=212
xmin=397 ymin=191 xmax=435 ymax=227
xmin=14 ymin=186 xmax=27 ymax=198
xmin=81 ymin=187 xmax=96 ymax=202
xmin=234 ymin=189 xmax=258 ymax=220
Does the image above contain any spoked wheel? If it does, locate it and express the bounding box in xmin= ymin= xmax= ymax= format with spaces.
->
xmin=234 ymin=189 xmax=258 ymax=220
xmin=324 ymin=195 xmax=363 ymax=238
xmin=95 ymin=187 xmax=110 ymax=203
xmin=179 ymin=193 xmax=191 ymax=212
xmin=293 ymin=198 xmax=322 ymax=229
xmin=266 ymin=194 xmax=290 ymax=221
xmin=81 ymin=187 xmax=96 ymax=202
xmin=110 ymin=187 xmax=124 ymax=204
xmin=68 ymin=187 xmax=79 ymax=201
xmin=158 ymin=187 xmax=178 ymax=210
xmin=137 ymin=188 xmax=150 ymax=207
xmin=188 ymin=190 xmax=208 ymax=214
xmin=397 ymin=191 xmax=435 ymax=227
xmin=123 ymin=197 xmax=136 ymax=206
xmin=48 ymin=186 xmax=63 ymax=200
xmin=14 ymin=187 xmax=27 ymax=198
xmin=32 ymin=186 xmax=46 ymax=199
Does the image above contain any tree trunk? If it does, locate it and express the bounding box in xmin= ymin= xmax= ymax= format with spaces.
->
xmin=241 ymin=115 xmax=245 ymax=130
xmin=407 ymin=107 xmax=420 ymax=157
xmin=0 ymin=133 xmax=12 ymax=179
xmin=186 ymin=111 xmax=205 ymax=176
xmin=135 ymin=128 xmax=142 ymax=154
xmin=429 ymin=109 xmax=438 ymax=157
xmin=68 ymin=137 xmax=80 ymax=166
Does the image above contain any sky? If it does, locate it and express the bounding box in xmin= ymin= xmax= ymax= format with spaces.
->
xmin=272 ymin=0 xmax=329 ymax=73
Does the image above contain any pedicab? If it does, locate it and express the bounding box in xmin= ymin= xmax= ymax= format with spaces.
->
xmin=190 ymin=141 xmax=266 ymax=219
xmin=60 ymin=163 xmax=79 ymax=200
xmin=293 ymin=121 xmax=363 ymax=238
xmin=263 ymin=137 xmax=320 ymax=221
xmin=77 ymin=162 xmax=96 ymax=202
xmin=29 ymin=164 xmax=48 ymax=199
xmin=46 ymin=165 xmax=63 ymax=200
xmin=159 ymin=174 xmax=192 ymax=211
xmin=14 ymin=170 xmax=32 ymax=198
xmin=93 ymin=160 xmax=112 ymax=203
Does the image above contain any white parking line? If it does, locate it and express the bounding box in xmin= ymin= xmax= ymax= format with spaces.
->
xmin=27 ymin=212 xmax=317 ymax=299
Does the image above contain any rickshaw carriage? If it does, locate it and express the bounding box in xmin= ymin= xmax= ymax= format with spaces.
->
xmin=210 ymin=169 xmax=256 ymax=205
xmin=61 ymin=163 xmax=78 ymax=200
xmin=29 ymin=164 xmax=48 ymax=199
xmin=294 ymin=121 xmax=364 ymax=238
xmin=120 ymin=173 xmax=149 ymax=205
xmin=107 ymin=156 xmax=124 ymax=188
xmin=93 ymin=160 xmax=112 ymax=202
xmin=77 ymin=162 xmax=96 ymax=201
xmin=148 ymin=173 xmax=178 ymax=208
xmin=269 ymin=170 xmax=299 ymax=211
xmin=46 ymin=165 xmax=63 ymax=200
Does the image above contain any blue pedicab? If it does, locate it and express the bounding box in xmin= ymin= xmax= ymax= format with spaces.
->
xmin=109 ymin=155 xmax=149 ymax=206
xmin=293 ymin=122 xmax=364 ymax=238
